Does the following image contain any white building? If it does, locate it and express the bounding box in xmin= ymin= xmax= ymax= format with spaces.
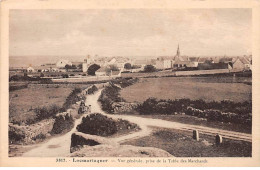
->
xmin=232 ymin=57 xmax=251 ymax=70
xmin=27 ymin=67 xmax=35 ymax=72
xmin=155 ymin=57 xmax=172 ymax=69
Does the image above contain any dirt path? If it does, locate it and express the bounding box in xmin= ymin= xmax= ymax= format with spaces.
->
xmin=22 ymin=103 xmax=89 ymax=157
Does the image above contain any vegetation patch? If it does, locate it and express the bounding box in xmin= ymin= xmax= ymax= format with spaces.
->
xmin=98 ymin=84 xmax=125 ymax=113
xmin=62 ymin=88 xmax=84 ymax=111
xmin=76 ymin=113 xmax=139 ymax=137
xmin=87 ymin=85 xmax=98 ymax=94
xmin=51 ymin=112 xmax=74 ymax=134
xmin=98 ymin=78 xmax=138 ymax=113
xmin=123 ymin=128 xmax=251 ymax=157
xmin=137 ymin=98 xmax=251 ymax=129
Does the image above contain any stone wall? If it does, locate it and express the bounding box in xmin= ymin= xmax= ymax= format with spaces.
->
xmin=9 ymin=118 xmax=55 ymax=144
xmin=112 ymin=102 xmax=139 ymax=113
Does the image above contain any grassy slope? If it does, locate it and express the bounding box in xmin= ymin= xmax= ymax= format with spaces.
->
xmin=123 ymin=127 xmax=251 ymax=157
xmin=9 ymin=85 xmax=73 ymax=123
xmin=120 ymin=77 xmax=251 ymax=103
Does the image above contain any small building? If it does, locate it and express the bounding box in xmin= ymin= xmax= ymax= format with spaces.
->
xmin=155 ymin=57 xmax=172 ymax=69
xmin=27 ymin=67 xmax=35 ymax=73
xmin=232 ymin=57 xmax=251 ymax=71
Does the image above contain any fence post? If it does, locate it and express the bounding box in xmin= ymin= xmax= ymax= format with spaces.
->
xmin=193 ymin=130 xmax=199 ymax=141
xmin=216 ymin=134 xmax=223 ymax=146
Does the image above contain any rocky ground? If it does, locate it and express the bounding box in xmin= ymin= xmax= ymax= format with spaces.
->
xmin=70 ymin=132 xmax=172 ymax=157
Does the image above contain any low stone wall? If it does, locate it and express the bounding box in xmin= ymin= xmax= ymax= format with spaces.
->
xmin=121 ymin=69 xmax=240 ymax=78
xmin=112 ymin=102 xmax=139 ymax=113
xmin=9 ymin=118 xmax=55 ymax=144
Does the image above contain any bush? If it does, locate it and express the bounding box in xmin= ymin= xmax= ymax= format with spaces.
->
xmin=9 ymin=130 xmax=25 ymax=144
xmin=144 ymin=65 xmax=156 ymax=72
xmin=76 ymin=113 xmax=139 ymax=137
xmin=62 ymin=74 xmax=69 ymax=78
xmin=51 ymin=113 xmax=74 ymax=134
xmin=98 ymin=84 xmax=125 ymax=113
xmin=137 ymin=97 xmax=252 ymax=127
xmin=62 ymin=88 xmax=83 ymax=111
xmin=87 ymin=85 xmax=98 ymax=94
xmin=87 ymin=64 xmax=101 ymax=76
xmin=70 ymin=74 xmax=75 ymax=76
xmin=124 ymin=63 xmax=132 ymax=69
xmin=34 ymin=104 xmax=62 ymax=122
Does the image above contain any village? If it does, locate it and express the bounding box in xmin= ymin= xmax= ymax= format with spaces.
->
xmin=9 ymin=45 xmax=252 ymax=81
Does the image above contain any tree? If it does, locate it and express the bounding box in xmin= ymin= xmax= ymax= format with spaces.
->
xmin=105 ymin=65 xmax=119 ymax=75
xmin=124 ymin=63 xmax=132 ymax=69
xmin=109 ymin=65 xmax=119 ymax=71
xmin=87 ymin=64 xmax=101 ymax=76
xmin=65 ymin=64 xmax=76 ymax=71
xmin=77 ymin=64 xmax=82 ymax=69
xmin=144 ymin=65 xmax=156 ymax=72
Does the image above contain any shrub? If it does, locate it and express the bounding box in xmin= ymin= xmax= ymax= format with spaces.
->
xmin=87 ymin=64 xmax=101 ymax=76
xmin=70 ymin=74 xmax=75 ymax=76
xmin=9 ymin=130 xmax=25 ymax=144
xmin=144 ymin=65 xmax=156 ymax=72
xmin=124 ymin=63 xmax=132 ymax=69
xmin=76 ymin=113 xmax=139 ymax=137
xmin=34 ymin=104 xmax=62 ymax=122
xmin=137 ymin=97 xmax=251 ymax=127
xmin=62 ymin=74 xmax=69 ymax=78
xmin=87 ymin=85 xmax=98 ymax=94
xmin=62 ymin=88 xmax=82 ymax=111
xmin=51 ymin=113 xmax=74 ymax=134
xmin=77 ymin=113 xmax=117 ymax=136
xmin=98 ymin=84 xmax=125 ymax=113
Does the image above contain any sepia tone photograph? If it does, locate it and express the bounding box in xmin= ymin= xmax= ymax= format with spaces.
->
xmin=7 ymin=8 xmax=253 ymax=158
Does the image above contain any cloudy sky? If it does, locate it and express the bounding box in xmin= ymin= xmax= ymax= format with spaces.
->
xmin=10 ymin=9 xmax=251 ymax=58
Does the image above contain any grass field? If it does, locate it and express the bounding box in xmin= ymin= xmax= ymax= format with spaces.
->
xmin=136 ymin=114 xmax=251 ymax=134
xmin=123 ymin=127 xmax=251 ymax=157
xmin=120 ymin=77 xmax=251 ymax=102
xmin=9 ymin=85 xmax=74 ymax=124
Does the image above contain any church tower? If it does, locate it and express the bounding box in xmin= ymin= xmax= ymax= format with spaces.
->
xmin=176 ymin=44 xmax=180 ymax=57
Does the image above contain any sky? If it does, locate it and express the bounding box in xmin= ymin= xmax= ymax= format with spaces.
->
xmin=10 ymin=9 xmax=251 ymax=61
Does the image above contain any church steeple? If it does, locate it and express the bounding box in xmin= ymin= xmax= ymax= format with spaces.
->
xmin=176 ymin=44 xmax=180 ymax=57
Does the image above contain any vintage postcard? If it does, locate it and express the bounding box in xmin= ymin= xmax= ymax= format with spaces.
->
xmin=1 ymin=0 xmax=260 ymax=167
